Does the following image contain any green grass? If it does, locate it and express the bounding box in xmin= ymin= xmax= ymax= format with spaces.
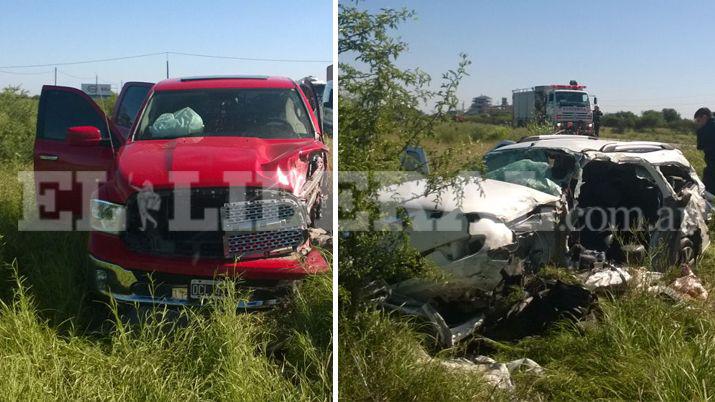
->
xmin=0 ymin=162 xmax=332 ymax=401
xmin=339 ymin=121 xmax=715 ymax=400
xmin=339 ymin=310 xmax=502 ymax=401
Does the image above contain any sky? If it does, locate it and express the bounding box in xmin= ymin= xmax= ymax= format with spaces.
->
xmin=0 ymin=0 xmax=333 ymax=95
xmin=353 ymin=0 xmax=715 ymax=116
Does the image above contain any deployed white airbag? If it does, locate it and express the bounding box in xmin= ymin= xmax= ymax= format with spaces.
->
xmin=149 ymin=107 xmax=204 ymax=137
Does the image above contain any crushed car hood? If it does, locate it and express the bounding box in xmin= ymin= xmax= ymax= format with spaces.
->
xmin=114 ymin=136 xmax=326 ymax=198
xmin=378 ymin=177 xmax=561 ymax=223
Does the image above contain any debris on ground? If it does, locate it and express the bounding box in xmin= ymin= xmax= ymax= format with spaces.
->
xmin=581 ymin=265 xmax=631 ymax=292
xmin=420 ymin=350 xmax=545 ymax=391
xmin=308 ymin=228 xmax=332 ymax=248
xmin=482 ymin=280 xmax=595 ymax=341
xmin=379 ymin=260 xmax=711 ymax=349
xmin=670 ymin=265 xmax=709 ymax=301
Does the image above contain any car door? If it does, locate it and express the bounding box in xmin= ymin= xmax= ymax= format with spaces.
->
xmin=33 ymin=85 xmax=121 ymax=223
xmin=321 ymin=80 xmax=333 ymax=135
xmin=298 ymin=78 xmax=323 ymax=136
xmin=111 ymin=82 xmax=153 ymax=139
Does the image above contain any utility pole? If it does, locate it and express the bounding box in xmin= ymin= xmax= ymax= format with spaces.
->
xmin=54 ymin=67 xmax=57 ymax=85
xmin=166 ymin=52 xmax=169 ymax=79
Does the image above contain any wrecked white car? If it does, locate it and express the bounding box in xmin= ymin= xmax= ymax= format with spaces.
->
xmin=378 ymin=135 xmax=712 ymax=346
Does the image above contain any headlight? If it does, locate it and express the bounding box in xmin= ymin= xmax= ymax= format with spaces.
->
xmin=90 ymin=199 xmax=126 ymax=234
xmin=588 ymin=123 xmax=593 ymax=127
xmin=556 ymin=122 xmax=562 ymax=127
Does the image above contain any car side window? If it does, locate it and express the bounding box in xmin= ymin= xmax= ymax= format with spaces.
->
xmin=116 ymin=86 xmax=151 ymax=128
xmin=39 ymin=90 xmax=109 ymax=140
xmin=324 ymin=86 xmax=333 ymax=108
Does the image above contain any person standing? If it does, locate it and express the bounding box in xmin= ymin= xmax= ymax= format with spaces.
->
xmin=695 ymin=107 xmax=715 ymax=193
xmin=592 ymin=105 xmax=603 ymax=137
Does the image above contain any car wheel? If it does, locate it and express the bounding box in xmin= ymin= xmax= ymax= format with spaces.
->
xmin=678 ymin=237 xmax=697 ymax=267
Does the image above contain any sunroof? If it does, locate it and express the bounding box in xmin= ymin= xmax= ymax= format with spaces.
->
xmin=179 ymin=75 xmax=269 ymax=82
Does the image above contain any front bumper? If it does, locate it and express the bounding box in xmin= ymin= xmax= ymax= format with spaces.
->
xmin=555 ymin=121 xmax=593 ymax=133
xmin=89 ymin=255 xmax=304 ymax=308
xmin=88 ymin=230 xmax=329 ymax=308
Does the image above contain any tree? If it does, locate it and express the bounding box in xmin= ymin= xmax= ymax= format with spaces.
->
xmin=636 ymin=110 xmax=665 ymax=130
xmin=661 ymin=108 xmax=681 ymax=124
xmin=338 ymin=3 xmax=470 ymax=305
xmin=601 ymin=111 xmax=638 ymax=133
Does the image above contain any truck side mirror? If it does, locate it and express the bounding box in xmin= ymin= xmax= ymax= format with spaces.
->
xmin=594 ymin=97 xmax=598 ymax=105
xmin=66 ymin=126 xmax=102 ymax=147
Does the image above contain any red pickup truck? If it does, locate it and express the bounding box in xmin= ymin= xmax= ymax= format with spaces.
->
xmin=32 ymin=75 xmax=329 ymax=308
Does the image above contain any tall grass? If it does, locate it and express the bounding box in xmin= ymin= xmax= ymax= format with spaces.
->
xmin=0 ymin=87 xmax=36 ymax=162
xmin=339 ymin=310 xmax=501 ymax=401
xmin=496 ymin=289 xmax=715 ymax=400
xmin=0 ymin=264 xmax=331 ymax=400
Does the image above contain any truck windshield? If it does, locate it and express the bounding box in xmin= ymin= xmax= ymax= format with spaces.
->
xmin=555 ymin=91 xmax=588 ymax=106
xmin=135 ymin=88 xmax=315 ymax=140
xmin=484 ymin=148 xmax=577 ymax=196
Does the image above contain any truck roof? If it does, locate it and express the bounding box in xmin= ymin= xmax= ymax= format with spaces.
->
xmin=153 ymin=75 xmax=296 ymax=91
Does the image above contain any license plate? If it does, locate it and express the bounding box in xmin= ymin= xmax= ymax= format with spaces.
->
xmin=189 ymin=279 xmax=228 ymax=300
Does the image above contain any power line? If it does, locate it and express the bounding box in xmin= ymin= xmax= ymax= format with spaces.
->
xmin=0 ymin=52 xmax=166 ymax=69
xmin=0 ymin=69 xmax=52 ymax=75
xmin=0 ymin=50 xmax=331 ymax=69
xmin=168 ymin=51 xmax=330 ymax=63
xmin=57 ymin=70 xmax=95 ymax=80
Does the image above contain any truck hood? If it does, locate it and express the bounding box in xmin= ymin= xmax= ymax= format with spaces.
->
xmin=378 ymin=177 xmax=561 ymax=223
xmin=114 ymin=136 xmax=326 ymax=198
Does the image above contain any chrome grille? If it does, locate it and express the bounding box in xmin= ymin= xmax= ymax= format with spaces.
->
xmin=221 ymin=197 xmax=308 ymax=258
xmin=224 ymin=227 xmax=305 ymax=258
xmin=221 ymin=199 xmax=298 ymax=231
xmin=561 ymin=111 xmax=590 ymax=120
xmin=122 ymin=188 xmax=308 ymax=260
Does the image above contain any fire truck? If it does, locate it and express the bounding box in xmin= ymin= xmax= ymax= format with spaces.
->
xmin=513 ymin=81 xmax=594 ymax=134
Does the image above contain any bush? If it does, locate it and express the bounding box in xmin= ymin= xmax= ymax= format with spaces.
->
xmin=602 ymin=111 xmax=638 ymax=133
xmin=602 ymin=108 xmax=696 ymax=134
xmin=0 ymin=87 xmax=37 ymax=163
xmin=635 ymin=109 xmax=665 ymax=131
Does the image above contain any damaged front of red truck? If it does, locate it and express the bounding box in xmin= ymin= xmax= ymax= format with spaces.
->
xmin=33 ymin=76 xmax=329 ymax=308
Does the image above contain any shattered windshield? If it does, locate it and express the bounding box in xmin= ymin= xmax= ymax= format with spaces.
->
xmin=555 ymin=91 xmax=589 ymax=106
xmin=135 ymin=88 xmax=314 ymax=140
xmin=484 ymin=148 xmax=577 ymax=196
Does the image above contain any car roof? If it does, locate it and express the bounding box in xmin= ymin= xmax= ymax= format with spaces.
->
xmin=494 ymin=135 xmax=690 ymax=166
xmin=153 ymin=75 xmax=296 ymax=91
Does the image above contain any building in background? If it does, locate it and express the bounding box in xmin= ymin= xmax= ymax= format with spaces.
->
xmin=466 ymin=95 xmax=492 ymax=115
xmin=466 ymin=95 xmax=511 ymax=115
